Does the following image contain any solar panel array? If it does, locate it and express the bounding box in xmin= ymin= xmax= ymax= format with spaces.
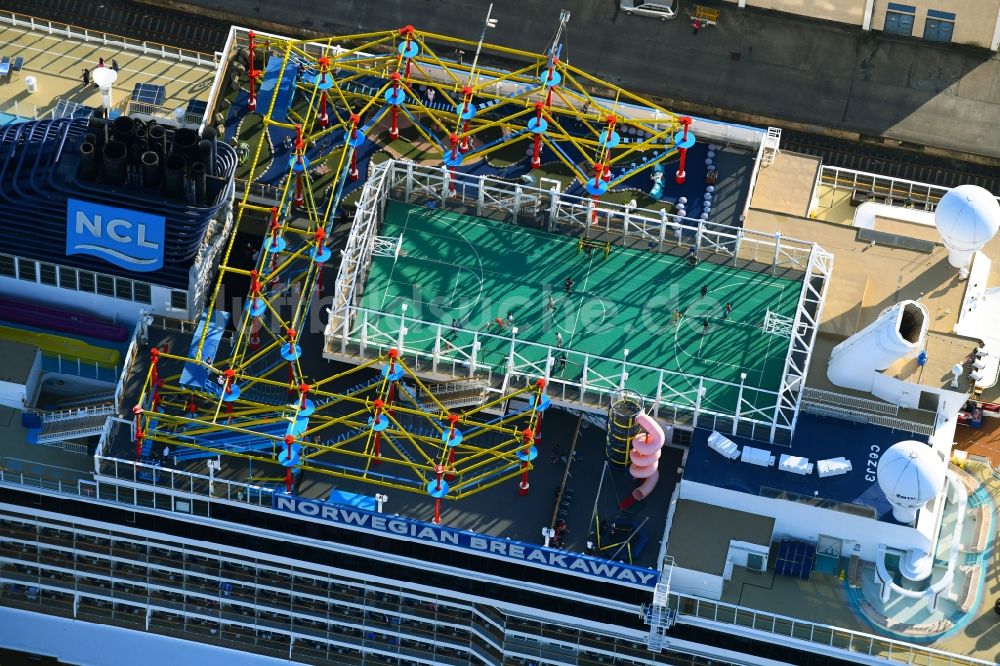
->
xmin=130 ymin=82 xmax=166 ymax=106
xmin=52 ymin=99 xmax=94 ymax=120
xmin=774 ymin=539 xmax=816 ymax=580
xmin=186 ymin=99 xmax=208 ymax=118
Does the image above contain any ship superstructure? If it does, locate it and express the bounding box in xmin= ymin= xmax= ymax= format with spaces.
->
xmin=0 ymin=12 xmax=997 ymax=666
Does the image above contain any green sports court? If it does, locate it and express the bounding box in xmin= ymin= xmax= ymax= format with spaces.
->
xmin=358 ymin=202 xmax=802 ymax=416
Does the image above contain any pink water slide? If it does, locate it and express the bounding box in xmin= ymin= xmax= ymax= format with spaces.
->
xmin=627 ymin=412 xmax=666 ymax=501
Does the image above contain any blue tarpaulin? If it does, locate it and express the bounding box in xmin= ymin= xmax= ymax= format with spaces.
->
xmin=256 ymin=58 xmax=297 ymax=123
xmin=328 ymin=490 xmax=377 ymax=511
xmin=179 ymin=310 xmax=230 ymax=390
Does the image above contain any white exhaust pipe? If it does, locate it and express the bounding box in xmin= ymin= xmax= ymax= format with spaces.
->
xmin=827 ymin=300 xmax=929 ymax=403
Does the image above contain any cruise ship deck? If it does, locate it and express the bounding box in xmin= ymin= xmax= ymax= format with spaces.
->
xmin=0 ymin=14 xmax=216 ymax=123
xmin=1 ymin=14 xmax=999 ymax=666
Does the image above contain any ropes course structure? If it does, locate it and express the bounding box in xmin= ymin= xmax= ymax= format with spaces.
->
xmin=128 ymin=23 xmax=689 ymax=515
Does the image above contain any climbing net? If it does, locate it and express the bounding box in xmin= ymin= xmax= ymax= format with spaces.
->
xmin=129 ymin=24 xmax=690 ymax=505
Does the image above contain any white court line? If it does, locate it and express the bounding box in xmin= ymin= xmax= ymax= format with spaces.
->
xmin=386 ymin=211 xmax=486 ymax=347
xmin=758 ymin=283 xmax=783 ymax=391
xmin=566 ymin=254 xmax=596 ymax=348
xmin=377 ymin=214 xmax=409 ymax=312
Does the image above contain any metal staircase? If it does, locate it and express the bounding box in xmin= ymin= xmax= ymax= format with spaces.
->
xmin=35 ymin=404 xmax=116 ymax=444
xmin=761 ymin=127 xmax=781 ymax=168
xmin=401 ymin=379 xmax=489 ymax=411
xmin=645 ymin=557 xmax=676 ymax=652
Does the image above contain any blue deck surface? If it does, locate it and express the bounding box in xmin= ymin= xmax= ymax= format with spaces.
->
xmin=684 ymin=414 xmax=930 ymax=524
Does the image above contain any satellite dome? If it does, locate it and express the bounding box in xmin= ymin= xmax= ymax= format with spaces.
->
xmin=876 ymin=440 xmax=945 ymax=523
xmin=934 ymin=184 xmax=1000 ymax=269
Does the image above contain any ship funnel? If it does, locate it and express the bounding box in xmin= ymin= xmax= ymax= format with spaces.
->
xmin=191 ymin=161 xmax=207 ymax=205
xmin=111 ymin=115 xmax=135 ymax=145
xmin=935 ymin=184 xmax=1000 ymax=270
xmin=101 ymin=140 xmax=128 ymax=186
xmin=141 ymin=151 xmax=161 ymax=189
xmin=147 ymin=124 xmax=167 ymax=156
xmin=827 ymin=300 xmax=928 ymax=402
xmin=172 ymin=127 xmax=199 ymax=160
xmin=201 ymin=127 xmax=219 ymax=175
xmin=164 ymin=153 xmax=186 ymax=199
xmin=78 ymin=141 xmax=97 ymax=180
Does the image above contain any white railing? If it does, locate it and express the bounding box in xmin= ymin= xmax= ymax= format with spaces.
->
xmin=115 ymin=316 xmax=145 ymax=413
xmin=0 ymin=96 xmax=41 ymax=121
xmin=39 ymin=403 xmax=115 ymax=423
xmin=39 ymin=439 xmax=89 ymax=455
xmin=36 ymin=424 xmax=106 ymax=443
xmin=200 ymin=28 xmax=239 ymax=131
xmin=0 ymin=11 xmax=218 ymax=68
xmin=42 ymin=354 xmax=118 ymax=383
xmin=867 ymin=414 xmax=935 ymax=436
xmin=338 ymin=306 xmax=781 ymax=436
xmin=801 ymin=387 xmax=898 ymax=416
xmin=819 ymin=165 xmax=1000 ymax=210
xmin=671 ymin=592 xmax=994 ymax=666
xmin=330 ymin=160 xmax=825 ymax=442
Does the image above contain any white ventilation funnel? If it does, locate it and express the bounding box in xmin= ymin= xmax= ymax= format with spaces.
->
xmin=935 ymin=184 xmax=1000 ymax=269
xmin=827 ymin=300 xmax=928 ymax=401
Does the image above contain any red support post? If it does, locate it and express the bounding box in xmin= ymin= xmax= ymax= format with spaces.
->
xmin=399 ymin=25 xmax=415 ymax=80
xmin=314 ymin=228 xmax=326 ymax=259
xmin=250 ymin=318 xmax=261 ymax=349
xmin=247 ymin=31 xmax=258 ymax=113
xmin=518 ymin=428 xmax=533 ymax=496
xmin=293 ymin=125 xmax=305 ymax=207
xmin=389 ymin=72 xmax=401 ymax=139
xmin=675 ymin=116 xmax=693 ymax=185
xmin=544 ymin=56 xmax=559 ymax=108
xmin=318 ymin=91 xmax=328 ymax=128
xmin=268 ymin=207 xmax=280 ymax=252
xmin=349 ymin=113 xmax=361 ymax=181
xmin=530 ymin=102 xmax=544 ymax=169
xmin=433 ymin=464 xmax=445 ymax=525
xmin=222 ymin=368 xmax=236 ymax=397
xmin=371 ymin=398 xmax=384 ymax=465
xmin=534 ymin=378 xmax=546 ymax=443
xmin=387 ymin=349 xmax=398 ymax=415
xmin=445 ymin=413 xmax=459 ymax=481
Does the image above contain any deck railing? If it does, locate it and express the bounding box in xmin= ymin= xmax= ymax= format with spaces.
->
xmin=819 ymin=165 xmax=1000 ymax=210
xmin=670 ymin=592 xmax=994 ymax=666
xmin=0 ymin=95 xmax=41 ymax=121
xmin=0 ymin=11 xmax=218 ymax=68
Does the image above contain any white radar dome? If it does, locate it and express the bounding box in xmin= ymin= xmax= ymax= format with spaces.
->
xmin=876 ymin=440 xmax=945 ymax=524
xmin=934 ymin=184 xmax=1000 ymax=269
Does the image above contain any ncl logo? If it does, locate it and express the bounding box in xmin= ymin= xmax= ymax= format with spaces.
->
xmin=66 ymin=198 xmax=166 ymax=272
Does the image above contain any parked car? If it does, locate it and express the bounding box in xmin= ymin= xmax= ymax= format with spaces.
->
xmin=620 ymin=0 xmax=679 ymax=20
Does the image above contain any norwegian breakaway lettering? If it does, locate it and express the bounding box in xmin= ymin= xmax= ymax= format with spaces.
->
xmin=272 ymin=495 xmax=657 ymax=587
